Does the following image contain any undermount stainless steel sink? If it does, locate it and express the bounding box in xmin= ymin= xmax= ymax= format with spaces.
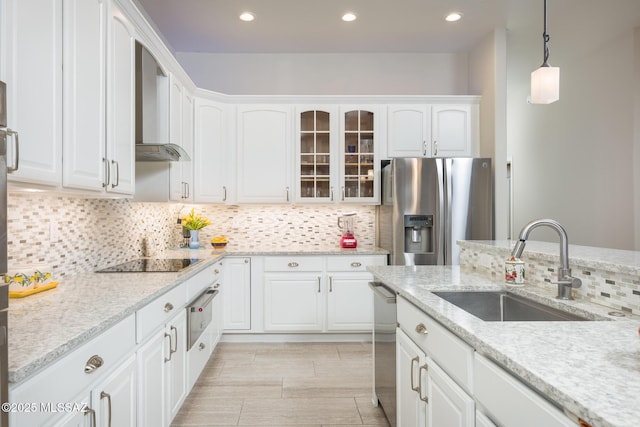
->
xmin=433 ymin=291 xmax=590 ymax=322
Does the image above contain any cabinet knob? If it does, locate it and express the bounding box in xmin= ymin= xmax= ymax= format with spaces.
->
xmin=287 ymin=262 xmax=299 ymax=268
xmin=199 ymin=342 xmax=206 ymax=351
xmin=415 ymin=323 xmax=428 ymax=335
xmin=214 ymin=269 xmax=220 ymax=274
xmin=84 ymin=355 xmax=104 ymax=374
xmin=164 ymin=302 xmax=174 ymax=313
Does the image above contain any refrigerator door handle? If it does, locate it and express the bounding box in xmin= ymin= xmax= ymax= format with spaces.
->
xmin=436 ymin=158 xmax=447 ymax=265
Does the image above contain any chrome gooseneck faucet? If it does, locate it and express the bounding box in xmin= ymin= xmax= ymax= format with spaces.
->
xmin=511 ymin=219 xmax=582 ymax=300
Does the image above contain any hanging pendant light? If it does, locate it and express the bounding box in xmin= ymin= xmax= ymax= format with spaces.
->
xmin=530 ymin=0 xmax=559 ymax=104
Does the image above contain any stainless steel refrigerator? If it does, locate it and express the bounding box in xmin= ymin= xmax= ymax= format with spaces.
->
xmin=378 ymin=157 xmax=493 ymax=266
xmin=0 ymin=80 xmax=16 ymax=426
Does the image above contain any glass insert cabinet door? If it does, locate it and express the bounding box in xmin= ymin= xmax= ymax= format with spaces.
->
xmin=299 ymin=110 xmax=333 ymax=200
xmin=343 ymin=109 xmax=375 ymax=200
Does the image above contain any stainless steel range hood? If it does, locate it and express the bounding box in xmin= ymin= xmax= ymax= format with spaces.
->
xmin=135 ymin=143 xmax=190 ymax=162
xmin=135 ymin=41 xmax=188 ymax=162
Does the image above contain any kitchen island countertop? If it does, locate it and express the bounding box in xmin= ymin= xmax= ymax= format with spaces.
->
xmin=368 ymin=264 xmax=640 ymax=427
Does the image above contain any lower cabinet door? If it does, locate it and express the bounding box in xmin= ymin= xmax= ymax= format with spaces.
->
xmin=137 ymin=331 xmax=166 ymax=427
xmin=427 ymin=356 xmax=475 ymax=427
xmin=326 ymin=274 xmax=373 ymax=331
xmin=93 ymin=354 xmax=137 ymax=427
xmin=396 ymin=329 xmax=427 ymax=427
xmin=52 ymin=395 xmax=91 ymax=427
xmin=165 ymin=309 xmax=188 ymax=424
xmin=264 ymin=273 xmax=323 ymax=331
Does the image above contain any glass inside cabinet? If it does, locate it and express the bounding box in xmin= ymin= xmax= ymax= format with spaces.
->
xmin=299 ymin=110 xmax=331 ymax=199
xmin=343 ymin=110 xmax=375 ymax=199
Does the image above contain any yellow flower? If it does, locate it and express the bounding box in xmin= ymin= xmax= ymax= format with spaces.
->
xmin=181 ymin=209 xmax=212 ymax=231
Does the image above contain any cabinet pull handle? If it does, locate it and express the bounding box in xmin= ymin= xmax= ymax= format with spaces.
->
xmin=111 ymin=160 xmax=119 ymax=188
xmin=330 ymin=187 xmax=334 ymax=201
xmin=415 ymin=323 xmax=428 ymax=335
xmin=286 ymin=186 xmax=290 ymax=202
xmin=102 ymin=158 xmax=110 ymax=188
xmin=423 ymin=140 xmax=427 ymax=157
xmin=433 ymin=140 xmax=438 ymax=156
xmin=410 ymin=356 xmax=420 ymax=392
xmin=170 ymin=325 xmax=178 ymax=355
xmin=164 ymin=302 xmax=174 ymax=313
xmin=317 ymin=276 xmax=321 ymax=293
xmin=287 ymin=262 xmax=299 ymax=268
xmin=223 ymin=186 xmax=227 ymax=201
xmin=419 ymin=364 xmax=429 ymax=403
xmin=199 ymin=342 xmax=206 ymax=351
xmin=350 ymin=262 xmax=362 ymax=268
xmin=329 ymin=276 xmax=333 ymax=292
xmin=185 ymin=182 xmax=190 ymax=198
xmin=6 ymin=129 xmax=19 ymax=172
xmin=164 ymin=332 xmax=172 ymax=362
xmin=100 ymin=391 xmax=112 ymax=427
xmin=341 ymin=186 xmax=345 ymax=201
xmin=84 ymin=355 xmax=104 ymax=374
xmin=83 ymin=406 xmax=97 ymax=427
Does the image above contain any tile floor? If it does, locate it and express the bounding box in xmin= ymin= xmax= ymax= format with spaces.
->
xmin=171 ymin=342 xmax=391 ymax=427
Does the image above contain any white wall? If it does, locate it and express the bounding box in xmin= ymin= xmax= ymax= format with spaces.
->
xmin=176 ymin=52 xmax=470 ymax=95
xmin=506 ymin=20 xmax=639 ymax=249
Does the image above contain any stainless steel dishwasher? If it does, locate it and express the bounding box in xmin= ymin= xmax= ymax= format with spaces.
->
xmin=369 ymin=282 xmax=397 ymax=427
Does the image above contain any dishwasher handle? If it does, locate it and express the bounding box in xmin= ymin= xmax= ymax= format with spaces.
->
xmin=368 ymin=282 xmax=396 ymax=304
xmin=189 ymin=289 xmax=219 ymax=312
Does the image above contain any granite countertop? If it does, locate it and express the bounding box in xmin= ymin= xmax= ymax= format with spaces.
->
xmin=368 ymin=265 xmax=640 ymax=427
xmin=8 ymin=245 xmax=387 ymax=385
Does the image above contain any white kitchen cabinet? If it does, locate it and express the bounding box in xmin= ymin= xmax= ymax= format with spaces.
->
xmin=2 ymin=0 xmax=63 ymax=187
xmin=9 ymin=315 xmax=136 ymax=427
xmin=264 ymin=273 xmax=324 ymax=331
xmin=193 ymin=97 xmax=229 ymax=203
xmin=62 ymin=0 xmax=135 ymax=195
xmin=295 ymin=106 xmax=339 ymax=203
xmin=137 ymin=329 xmax=166 ymax=427
xmin=427 ymin=355 xmax=475 ymax=427
xmin=397 ymin=328 xmax=427 ymax=427
xmin=387 ymin=105 xmax=431 ymax=157
xmin=223 ymin=257 xmax=252 ymax=331
xmin=165 ymin=308 xmax=187 ymax=423
xmin=169 ymin=76 xmax=194 ymax=201
xmin=92 ymin=353 xmax=137 ymax=427
xmin=236 ymin=105 xmax=292 ymax=203
xmin=339 ymin=106 xmax=380 ymax=204
xmin=387 ymin=103 xmax=477 ymax=158
xmin=474 ymin=353 xmax=575 ymax=427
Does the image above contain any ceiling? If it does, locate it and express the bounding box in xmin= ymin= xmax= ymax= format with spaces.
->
xmin=133 ymin=0 xmax=640 ymax=56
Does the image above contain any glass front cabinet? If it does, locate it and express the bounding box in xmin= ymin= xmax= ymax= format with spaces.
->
xmin=295 ymin=106 xmax=380 ymax=204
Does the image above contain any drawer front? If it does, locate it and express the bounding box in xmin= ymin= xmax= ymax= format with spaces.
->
xmin=186 ymin=264 xmax=217 ymax=302
xmin=398 ymin=296 xmax=474 ymax=394
xmin=10 ymin=315 xmax=136 ymax=426
xmin=326 ymin=255 xmax=386 ymax=272
xmin=136 ymin=284 xmax=187 ymax=343
xmin=264 ymin=256 xmax=323 ymax=272
xmin=187 ymin=324 xmax=214 ymax=391
xmin=474 ymin=353 xmax=575 ymax=427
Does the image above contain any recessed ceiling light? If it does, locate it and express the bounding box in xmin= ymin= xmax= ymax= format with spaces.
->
xmin=239 ymin=12 xmax=255 ymax=22
xmin=445 ymin=12 xmax=463 ymax=22
xmin=342 ymin=12 xmax=357 ymax=22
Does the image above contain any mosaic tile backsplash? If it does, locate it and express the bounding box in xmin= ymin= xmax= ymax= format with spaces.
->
xmin=459 ymin=242 xmax=640 ymax=316
xmin=7 ymin=192 xmax=376 ymax=276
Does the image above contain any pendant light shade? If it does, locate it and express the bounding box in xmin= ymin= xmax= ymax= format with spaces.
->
xmin=530 ymin=0 xmax=559 ymax=104
xmin=531 ymin=65 xmax=559 ymax=104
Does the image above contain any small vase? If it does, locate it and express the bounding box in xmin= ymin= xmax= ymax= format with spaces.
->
xmin=189 ymin=230 xmax=200 ymax=249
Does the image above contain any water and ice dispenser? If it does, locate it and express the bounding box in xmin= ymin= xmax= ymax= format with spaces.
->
xmin=403 ymin=215 xmax=434 ymax=254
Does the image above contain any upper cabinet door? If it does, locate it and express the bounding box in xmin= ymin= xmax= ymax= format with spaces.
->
xmin=105 ymin=2 xmax=135 ymax=195
xmin=295 ymin=107 xmax=338 ymax=203
xmin=387 ymin=105 xmax=431 ymax=157
xmin=194 ymin=97 xmax=227 ymax=203
xmin=431 ymin=105 xmax=473 ymax=158
xmin=168 ymin=76 xmax=187 ymax=201
xmin=339 ymin=106 xmax=380 ymax=204
xmin=3 ymin=0 xmax=63 ymax=186
xmin=62 ymin=0 xmax=106 ymax=192
xmin=236 ymin=105 xmax=292 ymax=203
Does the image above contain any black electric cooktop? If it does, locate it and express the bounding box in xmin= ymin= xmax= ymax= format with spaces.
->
xmin=96 ymin=258 xmax=202 ymax=273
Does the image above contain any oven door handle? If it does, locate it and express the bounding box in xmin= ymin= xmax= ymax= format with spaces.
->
xmin=368 ymin=282 xmax=396 ymax=304
xmin=190 ymin=289 xmax=219 ymax=312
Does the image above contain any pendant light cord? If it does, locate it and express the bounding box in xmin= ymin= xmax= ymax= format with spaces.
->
xmin=542 ymin=0 xmax=551 ymax=67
